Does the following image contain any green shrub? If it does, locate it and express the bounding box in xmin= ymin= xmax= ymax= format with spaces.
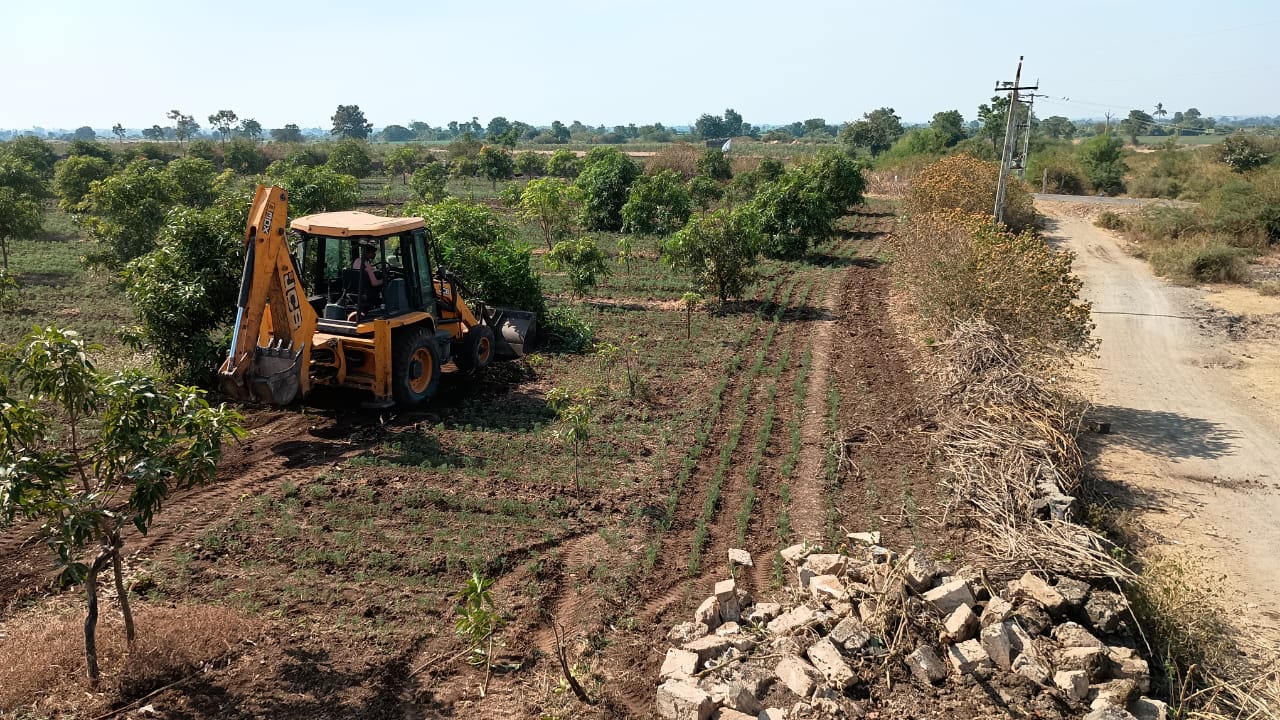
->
xmin=325 ymin=140 xmax=372 ymax=179
xmin=541 ymin=305 xmax=594 ymax=353
xmin=1123 ymin=205 xmax=1202 ymax=244
xmin=575 ymin=147 xmax=641 ymax=231
xmin=409 ymin=198 xmax=545 ymax=317
xmin=621 ymin=170 xmax=691 ymax=236
xmin=1094 ymin=211 xmax=1128 ymax=231
xmin=547 ymin=236 xmax=609 ymax=297
xmin=263 ymin=163 xmax=359 ymax=215
xmin=1149 ymin=241 xmax=1252 ymax=284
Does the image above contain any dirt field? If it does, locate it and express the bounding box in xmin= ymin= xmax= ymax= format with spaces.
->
xmin=0 ymin=202 xmax=1024 ymax=718
xmin=1040 ymin=199 xmax=1280 ymax=654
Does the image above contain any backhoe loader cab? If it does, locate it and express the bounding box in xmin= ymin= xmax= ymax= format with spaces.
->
xmin=217 ymin=186 xmax=536 ymax=408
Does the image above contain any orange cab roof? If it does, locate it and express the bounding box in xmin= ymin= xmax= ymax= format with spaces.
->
xmin=290 ymin=211 xmax=425 ymax=237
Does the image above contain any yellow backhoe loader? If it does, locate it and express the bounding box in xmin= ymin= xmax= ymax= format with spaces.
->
xmin=217 ymin=185 xmax=536 ymax=407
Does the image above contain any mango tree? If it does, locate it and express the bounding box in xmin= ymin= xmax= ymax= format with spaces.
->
xmin=0 ymin=327 xmax=244 ymax=685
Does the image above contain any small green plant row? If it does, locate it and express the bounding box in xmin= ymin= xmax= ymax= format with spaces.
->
xmin=686 ymin=276 xmax=801 ymax=574
xmin=822 ymin=385 xmax=844 ymax=546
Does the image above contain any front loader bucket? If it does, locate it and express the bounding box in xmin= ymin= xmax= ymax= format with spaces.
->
xmin=218 ymin=345 xmax=304 ymax=406
xmin=486 ymin=307 xmax=537 ymax=359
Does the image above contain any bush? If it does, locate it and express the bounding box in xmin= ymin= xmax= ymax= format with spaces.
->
xmin=662 ymin=206 xmax=761 ymax=302
xmin=1123 ymin=205 xmax=1203 ymax=245
xmin=902 ymin=153 xmax=1035 ymax=232
xmin=541 ymin=305 xmax=594 ymax=353
xmin=409 ymin=198 xmax=545 ymax=316
xmin=263 ymin=163 xmax=359 ymax=215
xmin=81 ymin=158 xmax=173 ymax=268
xmin=575 ymin=147 xmax=640 ymax=231
xmin=621 ymin=170 xmax=691 ymax=236
xmin=750 ymin=150 xmax=866 ymax=259
xmin=163 ymin=157 xmax=219 ymax=208
xmin=547 ymin=236 xmax=609 ymax=297
xmin=547 ymin=149 xmax=580 ymax=179
xmin=52 ymin=155 xmax=112 ymax=211
xmin=1076 ymin=134 xmax=1126 ymax=195
xmin=409 ymin=163 xmax=448 ymax=203
xmin=1149 ymin=241 xmax=1253 ymax=284
xmin=1094 ymin=210 xmax=1128 ymax=231
xmin=222 ymin=139 xmax=268 ymax=174
xmin=696 ymin=149 xmax=732 ymax=181
xmin=515 ymin=151 xmax=547 ymax=177
xmin=1200 ymin=176 xmax=1280 ymax=244
xmin=893 ymin=210 xmax=1093 ymax=354
xmin=124 ymin=196 xmax=247 ymax=381
xmin=325 ymin=139 xmax=372 ymax=178
xmin=1216 ymin=134 xmax=1272 ymax=173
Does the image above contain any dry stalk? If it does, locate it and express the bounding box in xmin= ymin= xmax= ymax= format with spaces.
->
xmin=930 ymin=320 xmax=1128 ymax=580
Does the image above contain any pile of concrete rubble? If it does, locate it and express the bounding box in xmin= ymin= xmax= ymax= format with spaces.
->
xmin=656 ymin=536 xmax=1167 ymax=720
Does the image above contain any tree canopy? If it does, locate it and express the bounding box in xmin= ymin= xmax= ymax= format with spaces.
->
xmin=331 ymin=104 xmax=373 ymax=139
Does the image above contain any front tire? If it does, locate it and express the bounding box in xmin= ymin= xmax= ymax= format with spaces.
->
xmin=392 ymin=327 xmax=442 ymax=405
xmin=455 ymin=324 xmax=496 ymax=372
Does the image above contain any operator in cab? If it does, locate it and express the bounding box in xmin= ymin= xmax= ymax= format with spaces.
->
xmin=353 ymin=245 xmax=384 ymax=290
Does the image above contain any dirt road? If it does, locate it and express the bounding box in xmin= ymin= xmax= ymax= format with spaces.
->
xmin=1040 ymin=200 xmax=1280 ymax=651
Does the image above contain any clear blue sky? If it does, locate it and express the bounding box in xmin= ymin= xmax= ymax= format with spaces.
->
xmin=3 ymin=0 xmax=1277 ymax=131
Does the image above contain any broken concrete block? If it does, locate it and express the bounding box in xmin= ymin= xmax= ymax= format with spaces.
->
xmin=1083 ymin=708 xmax=1137 ymax=720
xmin=903 ymin=554 xmax=939 ymax=593
xmin=922 ymin=578 xmax=975 ymax=615
xmin=715 ymin=621 xmax=741 ymax=636
xmin=660 ymin=648 xmax=700 ymax=680
xmin=847 ymin=531 xmax=880 ymax=545
xmin=1053 ymin=621 xmax=1103 ymax=648
xmin=780 ymin=543 xmax=814 ymax=564
xmin=829 ymin=600 xmax=853 ymax=617
xmin=980 ymin=595 xmax=1014 ymax=628
xmin=942 ymin=604 xmax=979 ymax=642
xmin=906 ymin=645 xmax=947 ymax=684
xmin=808 ymin=574 xmax=846 ymax=603
xmin=775 ymin=655 xmax=824 ymax=697
xmin=1108 ymin=654 xmax=1150 ymax=693
xmin=767 ymin=605 xmax=818 ymax=635
xmin=1057 ymin=646 xmax=1107 ymax=682
xmin=744 ymin=602 xmax=782 ymax=625
xmin=656 ymin=679 xmax=714 ymax=720
xmin=1012 ymin=652 xmax=1050 ymax=684
xmin=696 ymin=596 xmax=720 ymax=629
xmin=1054 ymin=576 xmax=1092 ymax=609
xmin=712 ymin=709 xmax=754 ymax=720
xmin=1132 ymin=696 xmax=1168 ymax=720
xmin=806 ymin=638 xmax=855 ymax=689
xmin=866 ymin=545 xmax=895 ymax=564
xmin=758 ymin=710 xmax=787 ymax=720
xmin=947 ymin=639 xmax=992 ymax=674
xmin=683 ymin=635 xmax=732 ymax=664
xmin=1084 ymin=591 xmax=1127 ymax=634
xmin=669 ymin=621 xmax=710 ymax=644
xmin=803 ymin=553 xmax=847 ymax=576
xmin=980 ymin=622 xmax=1015 ymax=670
xmin=728 ymin=548 xmax=754 ymax=568
xmin=708 ymin=681 xmax=763 ymax=716
xmin=1012 ymin=600 xmax=1053 ymax=635
xmin=829 ymin=616 xmax=871 ymax=650
xmin=1088 ymin=679 xmax=1137 ymax=710
xmin=1005 ymin=620 xmax=1033 ymax=656
xmin=1054 ymin=669 xmax=1090 ymax=702
xmin=717 ymin=579 xmax=741 ymax=623
xmin=1018 ymin=572 xmax=1067 ymax=616
xmin=797 ymin=566 xmax=815 ymax=589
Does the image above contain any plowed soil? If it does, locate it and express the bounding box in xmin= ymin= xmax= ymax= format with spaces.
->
xmin=0 ymin=202 xmax=1009 ymax=718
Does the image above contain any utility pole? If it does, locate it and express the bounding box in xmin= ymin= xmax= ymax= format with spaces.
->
xmin=1016 ymin=91 xmax=1037 ymax=179
xmin=1104 ymin=110 xmax=1114 ymax=134
xmin=993 ymin=57 xmax=1037 ymax=225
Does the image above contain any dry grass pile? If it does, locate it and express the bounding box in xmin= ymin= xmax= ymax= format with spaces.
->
xmin=931 ymin=320 xmax=1125 ymax=580
xmin=894 ymin=210 xmax=1095 ymax=357
xmin=642 ymin=142 xmax=701 ymax=180
xmin=901 ymin=154 xmax=1036 ymax=232
xmin=0 ymin=602 xmax=263 ymax=717
xmin=1127 ymin=553 xmax=1280 ymax=719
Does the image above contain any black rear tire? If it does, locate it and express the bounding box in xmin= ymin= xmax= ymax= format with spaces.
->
xmin=392 ymin=326 xmax=442 ymax=405
xmin=454 ymin=324 xmax=496 ymax=372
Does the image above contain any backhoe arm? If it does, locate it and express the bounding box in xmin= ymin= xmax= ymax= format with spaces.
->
xmin=217 ymin=185 xmax=317 ymax=405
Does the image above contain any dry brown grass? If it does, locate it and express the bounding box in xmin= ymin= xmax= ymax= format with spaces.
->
xmin=0 ymin=602 xmax=262 ymax=717
xmin=641 ymin=142 xmax=701 ymax=180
